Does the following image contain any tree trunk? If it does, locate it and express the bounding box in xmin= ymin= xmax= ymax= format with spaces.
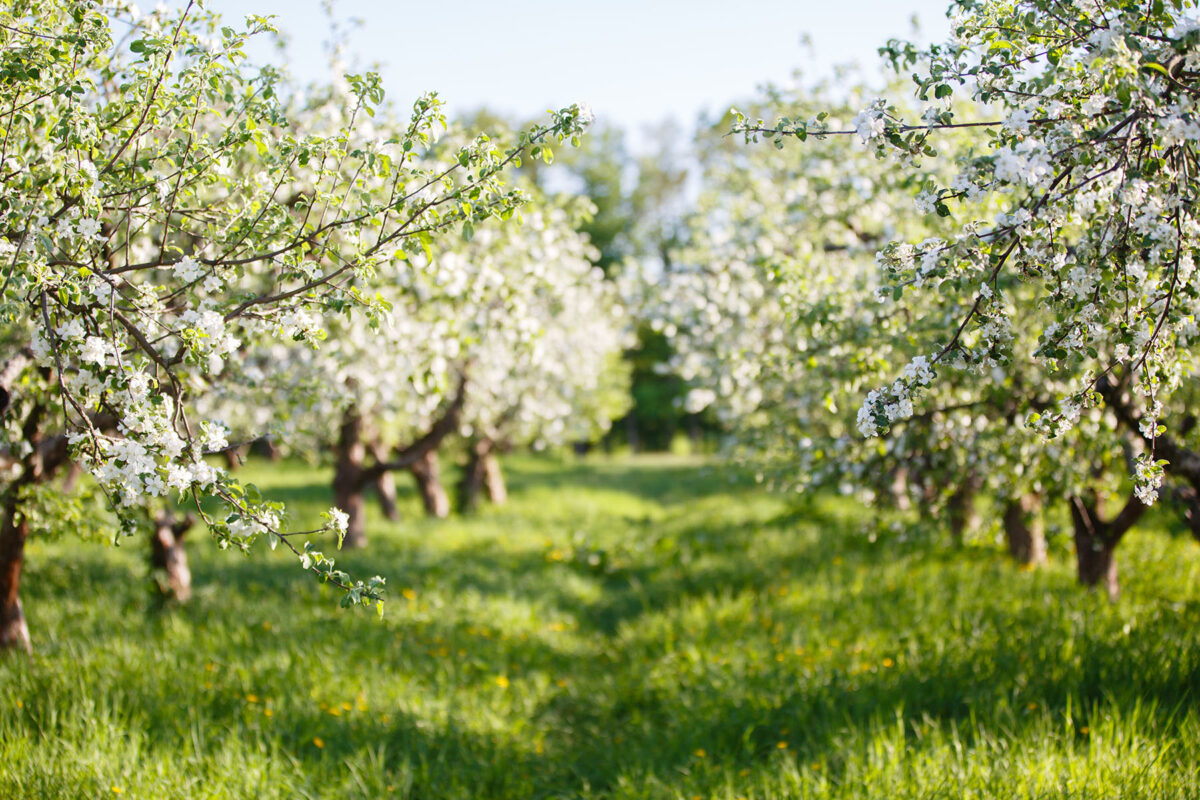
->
xmin=223 ymin=443 xmax=250 ymax=471
xmin=61 ymin=461 xmax=84 ymax=494
xmin=1068 ymin=491 xmax=1144 ymax=601
xmin=890 ymin=466 xmax=911 ymax=512
xmin=332 ymin=409 xmax=368 ymax=549
xmin=624 ymin=412 xmax=640 ymax=454
xmin=482 ymin=447 xmax=507 ymax=506
xmin=946 ymin=473 xmax=981 ymax=546
xmin=369 ymin=442 xmax=400 ymax=522
xmin=0 ymin=400 xmax=51 ymax=654
xmin=409 ymin=449 xmax=449 ymax=518
xmin=0 ymin=495 xmax=30 ymax=654
xmin=1073 ymin=526 xmax=1119 ymax=600
xmin=459 ymin=439 xmax=489 ymax=514
xmin=150 ymin=512 xmax=194 ymax=603
xmin=373 ymin=471 xmax=399 ymax=521
xmin=1003 ymin=493 xmax=1047 ymax=567
xmin=252 ymin=437 xmax=281 ymax=461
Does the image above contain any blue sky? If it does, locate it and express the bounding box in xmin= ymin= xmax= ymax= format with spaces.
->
xmin=193 ymin=0 xmax=951 ymax=148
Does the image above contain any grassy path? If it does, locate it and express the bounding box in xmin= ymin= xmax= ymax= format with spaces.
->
xmin=2 ymin=455 xmax=1199 ymax=798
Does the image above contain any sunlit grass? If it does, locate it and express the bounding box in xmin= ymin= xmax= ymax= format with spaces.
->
xmin=2 ymin=454 xmax=1199 ymax=798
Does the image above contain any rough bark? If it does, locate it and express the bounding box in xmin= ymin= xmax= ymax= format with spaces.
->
xmin=409 ymin=449 xmax=449 ymax=518
xmin=0 ymin=491 xmax=31 ymax=654
xmin=150 ymin=512 xmax=194 ymax=603
xmin=1068 ymin=491 xmax=1145 ymax=601
xmin=0 ymin=399 xmax=61 ymax=654
xmin=946 ymin=473 xmax=981 ymax=546
xmin=332 ymin=409 xmax=368 ymax=549
xmin=1003 ymin=493 xmax=1047 ymax=567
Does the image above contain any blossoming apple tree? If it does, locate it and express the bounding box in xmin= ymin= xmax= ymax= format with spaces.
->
xmin=228 ymin=192 xmax=628 ymax=544
xmin=0 ymin=0 xmax=592 ymax=651
xmin=726 ymin=0 xmax=1200 ymax=595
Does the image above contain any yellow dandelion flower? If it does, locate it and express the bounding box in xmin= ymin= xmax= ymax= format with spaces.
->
xmin=246 ymin=694 xmax=259 ymax=704
xmin=111 ymin=787 xmax=124 ymax=795
xmin=694 ymin=748 xmax=706 ymax=758
xmin=882 ymin=658 xmax=895 ymax=668
xmin=777 ymin=741 xmax=788 ymax=749
xmin=402 ymin=588 xmax=416 ymax=601
xmin=495 ymin=675 xmax=510 ymax=689
xmin=313 ymin=737 xmax=325 ymax=749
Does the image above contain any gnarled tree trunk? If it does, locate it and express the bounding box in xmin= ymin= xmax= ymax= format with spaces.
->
xmin=409 ymin=449 xmax=449 ymax=518
xmin=0 ymin=492 xmax=31 ymax=654
xmin=332 ymin=409 xmax=368 ymax=549
xmin=329 ymin=376 xmax=468 ymax=544
xmin=0 ymin=390 xmax=66 ymax=654
xmin=1068 ymin=491 xmax=1144 ymax=601
xmin=150 ymin=512 xmax=194 ymax=603
xmin=1003 ymin=493 xmax=1047 ymax=567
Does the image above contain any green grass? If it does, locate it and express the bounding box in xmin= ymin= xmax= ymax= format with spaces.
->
xmin=2 ymin=454 xmax=1200 ymax=799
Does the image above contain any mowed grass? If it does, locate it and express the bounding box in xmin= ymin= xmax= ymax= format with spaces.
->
xmin=2 ymin=454 xmax=1200 ymax=799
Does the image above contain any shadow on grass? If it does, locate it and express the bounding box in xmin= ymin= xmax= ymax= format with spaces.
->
xmin=8 ymin=456 xmax=1200 ymax=797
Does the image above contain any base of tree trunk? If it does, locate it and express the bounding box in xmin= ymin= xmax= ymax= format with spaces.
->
xmin=458 ymin=441 xmax=488 ymax=514
xmin=1068 ymin=492 xmax=1142 ymax=602
xmin=374 ymin=471 xmax=400 ymax=522
xmin=946 ymin=475 xmax=981 ymax=546
xmin=890 ymin=466 xmax=911 ymax=512
xmin=410 ymin=450 xmax=449 ymax=518
xmin=1004 ymin=494 xmax=1047 ymax=567
xmin=0 ymin=597 xmax=30 ymax=654
xmin=333 ymin=410 xmax=368 ymax=549
xmin=1074 ymin=533 xmax=1119 ymax=601
xmin=482 ymin=451 xmax=507 ymax=505
xmin=0 ymin=501 xmax=31 ymax=654
xmin=223 ymin=444 xmax=250 ymax=471
xmin=150 ymin=512 xmax=194 ymax=603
